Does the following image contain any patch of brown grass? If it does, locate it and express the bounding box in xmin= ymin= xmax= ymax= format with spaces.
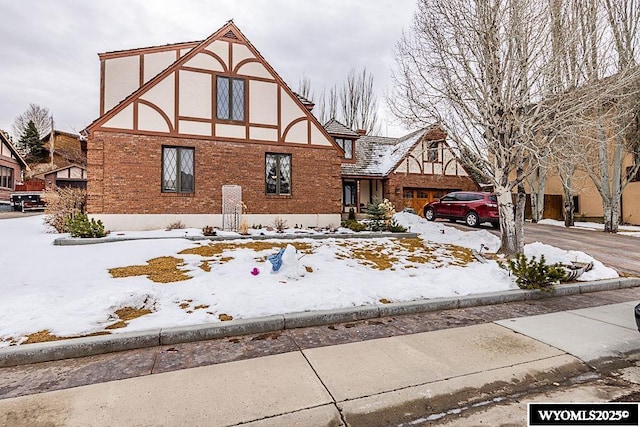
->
xmin=106 ymin=306 xmax=153 ymax=330
xmin=109 ymin=257 xmax=191 ymax=283
xmin=180 ymin=241 xmax=313 ymax=257
xmin=379 ymin=298 xmax=392 ymax=304
xmin=22 ymin=329 xmax=111 ymax=344
xmin=199 ymin=261 xmax=211 ymax=272
xmin=219 ymin=313 xmax=233 ymax=321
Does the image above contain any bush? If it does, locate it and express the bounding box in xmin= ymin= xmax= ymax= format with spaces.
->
xmin=166 ymin=221 xmax=185 ymax=230
xmin=342 ymin=219 xmax=367 ymax=232
xmin=202 ymin=225 xmax=216 ymax=236
xmin=67 ymin=213 xmax=106 ymax=238
xmin=388 ymin=219 xmax=407 ymax=232
xmin=499 ymin=253 xmax=566 ymax=292
xmin=43 ymin=187 xmax=87 ymax=233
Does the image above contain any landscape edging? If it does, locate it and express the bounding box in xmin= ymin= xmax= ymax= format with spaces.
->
xmin=1 ymin=277 xmax=638 ymax=368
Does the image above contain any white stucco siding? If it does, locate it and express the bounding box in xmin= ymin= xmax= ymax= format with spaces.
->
xmin=232 ymin=43 xmax=255 ymax=69
xmin=216 ymin=124 xmax=246 ymax=139
xmin=138 ymin=103 xmax=170 ymax=133
xmin=103 ymin=104 xmax=134 ymax=130
xmin=140 ymin=74 xmax=175 ymax=128
xmin=280 ymin=88 xmax=305 ymax=133
xmin=179 ymin=120 xmax=211 ymax=136
xmin=178 ymin=70 xmax=212 ymax=119
xmin=249 ymin=81 xmax=277 ymax=125
xmin=143 ymin=51 xmax=178 ymax=83
xmin=205 ymin=40 xmax=229 ymax=67
xmin=249 ymin=127 xmax=278 ymax=141
xmin=310 ymin=122 xmax=333 ymax=147
xmin=284 ymin=120 xmax=309 ymax=144
xmin=236 ymin=61 xmax=272 ymax=79
xmin=104 ymin=56 xmax=140 ymax=112
xmin=184 ymin=52 xmax=224 ymax=72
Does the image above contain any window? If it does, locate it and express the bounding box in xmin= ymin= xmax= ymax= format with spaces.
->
xmin=427 ymin=141 xmax=439 ymax=162
xmin=265 ymin=153 xmax=291 ymax=195
xmin=0 ymin=166 xmax=13 ymax=189
xmin=217 ymin=76 xmax=245 ymax=121
xmin=335 ymin=138 xmax=353 ymax=159
xmin=344 ymin=181 xmax=357 ymax=206
xmin=162 ymin=146 xmax=194 ymax=193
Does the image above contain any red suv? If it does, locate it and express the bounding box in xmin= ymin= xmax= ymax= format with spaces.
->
xmin=423 ymin=191 xmax=499 ymax=228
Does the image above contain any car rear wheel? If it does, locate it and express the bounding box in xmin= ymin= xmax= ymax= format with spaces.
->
xmin=465 ymin=211 xmax=479 ymax=227
xmin=424 ymin=207 xmax=436 ymax=221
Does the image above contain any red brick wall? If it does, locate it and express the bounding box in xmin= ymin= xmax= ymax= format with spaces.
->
xmin=0 ymin=156 xmax=22 ymax=202
xmin=87 ymin=131 xmax=342 ymax=215
xmin=384 ymin=173 xmax=479 ymax=212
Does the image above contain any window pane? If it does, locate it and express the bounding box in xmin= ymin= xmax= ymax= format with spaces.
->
xmin=344 ymin=182 xmax=356 ymax=205
xmin=344 ymin=139 xmax=353 ymax=159
xmin=163 ymin=147 xmax=177 ymax=191
xmin=217 ymin=77 xmax=230 ymax=120
xmin=8 ymin=168 xmax=13 ymax=189
xmin=265 ymin=154 xmax=277 ymax=194
xmin=180 ymin=148 xmax=194 ymax=192
xmin=231 ymin=79 xmax=244 ymax=121
xmin=278 ymin=155 xmax=291 ymax=194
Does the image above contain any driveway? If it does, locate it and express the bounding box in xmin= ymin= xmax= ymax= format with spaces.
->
xmin=444 ymin=220 xmax=640 ymax=276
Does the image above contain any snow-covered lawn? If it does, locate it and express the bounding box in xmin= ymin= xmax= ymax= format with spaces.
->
xmin=538 ymin=219 xmax=640 ymax=237
xmin=0 ymin=213 xmax=618 ymax=347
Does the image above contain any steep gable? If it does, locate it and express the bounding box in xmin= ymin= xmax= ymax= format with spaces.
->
xmin=0 ymin=132 xmax=27 ymax=168
xmin=88 ymin=21 xmax=337 ymax=149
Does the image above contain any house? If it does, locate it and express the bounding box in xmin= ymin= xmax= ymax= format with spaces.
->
xmin=0 ymin=132 xmax=28 ymax=203
xmin=84 ymin=21 xmax=343 ymax=231
xmin=40 ymin=130 xmax=86 ymax=169
xmin=33 ymin=164 xmax=87 ymax=190
xmin=324 ymin=119 xmax=479 ymax=215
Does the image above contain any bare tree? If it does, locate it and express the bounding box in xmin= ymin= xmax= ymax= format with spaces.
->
xmin=390 ymin=0 xmax=558 ymax=255
xmin=305 ymin=68 xmax=381 ymax=134
xmin=12 ymin=104 xmax=52 ymax=151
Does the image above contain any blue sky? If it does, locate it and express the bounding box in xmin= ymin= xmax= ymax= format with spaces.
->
xmin=0 ymin=0 xmax=417 ymax=138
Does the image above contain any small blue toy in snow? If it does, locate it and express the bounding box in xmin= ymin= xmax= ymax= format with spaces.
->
xmin=267 ymin=248 xmax=286 ymax=272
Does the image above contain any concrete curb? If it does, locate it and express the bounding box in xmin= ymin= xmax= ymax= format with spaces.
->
xmin=1 ymin=277 xmax=638 ymax=368
xmin=53 ymin=232 xmax=419 ymax=246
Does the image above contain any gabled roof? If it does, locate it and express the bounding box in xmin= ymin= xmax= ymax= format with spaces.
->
xmin=33 ymin=163 xmax=86 ymax=179
xmin=0 ymin=131 xmax=28 ymax=168
xmin=324 ymin=119 xmax=360 ymax=138
xmin=40 ymin=130 xmax=80 ymax=141
xmin=341 ymin=127 xmax=446 ymax=177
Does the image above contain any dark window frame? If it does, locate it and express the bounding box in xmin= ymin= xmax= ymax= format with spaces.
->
xmin=426 ymin=141 xmax=440 ymax=162
xmin=335 ymin=137 xmax=354 ymax=159
xmin=265 ymin=153 xmax=292 ymax=195
xmin=161 ymin=146 xmax=195 ymax=194
xmin=0 ymin=166 xmax=14 ymax=189
xmin=216 ymin=76 xmax=246 ymax=122
xmin=343 ymin=181 xmax=357 ymax=206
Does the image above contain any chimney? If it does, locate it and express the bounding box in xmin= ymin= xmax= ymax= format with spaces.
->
xmin=356 ymin=129 xmax=367 ymax=136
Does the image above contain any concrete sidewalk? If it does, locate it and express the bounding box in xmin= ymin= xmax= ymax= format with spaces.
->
xmin=2 ymin=300 xmax=639 ymax=426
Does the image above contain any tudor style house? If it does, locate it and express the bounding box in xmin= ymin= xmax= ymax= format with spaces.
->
xmin=324 ymin=119 xmax=478 ymax=215
xmin=85 ymin=21 xmax=344 ymax=230
xmin=0 ymin=132 xmax=27 ymax=203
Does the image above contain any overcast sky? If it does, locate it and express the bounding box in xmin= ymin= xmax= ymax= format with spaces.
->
xmin=0 ymin=0 xmax=418 ymax=139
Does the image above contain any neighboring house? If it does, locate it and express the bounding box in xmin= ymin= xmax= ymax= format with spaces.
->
xmin=325 ymin=119 xmax=479 ymax=215
xmin=40 ymin=130 xmax=86 ymax=168
xmin=84 ymin=21 xmax=343 ymax=231
xmin=34 ymin=164 xmax=87 ymax=190
xmin=0 ymin=132 xmax=28 ymax=203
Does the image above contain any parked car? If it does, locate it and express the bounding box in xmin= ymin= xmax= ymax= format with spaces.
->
xmin=423 ymin=191 xmax=499 ymax=228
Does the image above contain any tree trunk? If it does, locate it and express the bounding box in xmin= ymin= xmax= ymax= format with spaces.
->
xmin=563 ymin=191 xmax=574 ymax=227
xmin=515 ymin=182 xmax=527 ymax=253
xmin=496 ymin=187 xmax=519 ymax=256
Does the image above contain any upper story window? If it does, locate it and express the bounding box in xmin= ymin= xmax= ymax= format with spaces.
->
xmin=335 ymin=138 xmax=353 ymax=159
xmin=162 ymin=146 xmax=194 ymax=193
xmin=217 ymin=76 xmax=245 ymax=122
xmin=427 ymin=141 xmax=439 ymax=162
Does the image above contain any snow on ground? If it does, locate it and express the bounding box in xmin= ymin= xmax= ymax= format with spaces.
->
xmin=538 ymin=219 xmax=640 ymax=237
xmin=0 ymin=213 xmax=618 ymax=347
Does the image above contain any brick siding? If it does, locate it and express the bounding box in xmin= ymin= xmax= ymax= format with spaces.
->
xmin=87 ymin=131 xmax=342 ymax=215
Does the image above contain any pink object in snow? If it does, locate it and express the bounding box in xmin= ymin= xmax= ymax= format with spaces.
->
xmin=251 ymin=267 xmax=260 ymax=276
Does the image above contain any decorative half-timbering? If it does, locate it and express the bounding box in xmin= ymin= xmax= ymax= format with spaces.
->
xmin=85 ymin=21 xmax=343 ymax=230
xmin=332 ymin=122 xmax=478 ymax=215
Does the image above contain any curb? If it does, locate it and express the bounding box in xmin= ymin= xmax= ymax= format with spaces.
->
xmin=1 ymin=277 xmax=639 ymax=368
xmin=53 ymin=232 xmax=419 ymax=246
